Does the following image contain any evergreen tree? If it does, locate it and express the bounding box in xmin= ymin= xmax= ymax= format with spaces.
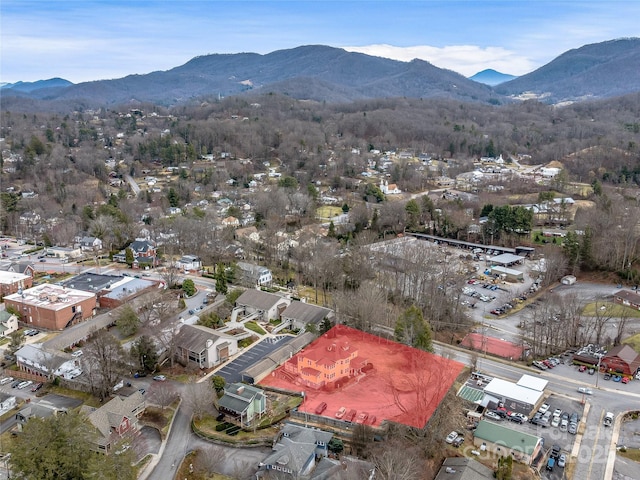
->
xmin=394 ymin=305 xmax=433 ymax=352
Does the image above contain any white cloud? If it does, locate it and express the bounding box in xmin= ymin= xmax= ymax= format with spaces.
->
xmin=342 ymin=44 xmax=537 ymax=77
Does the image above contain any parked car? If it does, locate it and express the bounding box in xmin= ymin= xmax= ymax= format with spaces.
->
xmin=533 ymin=361 xmax=547 ymax=370
xmin=604 ymin=373 xmax=612 ymax=380
xmin=578 ymin=365 xmax=587 ymax=372
xmin=558 ymin=454 xmax=566 ymax=468
xmin=485 ymin=411 xmax=502 ymax=421
xmin=560 ymin=419 xmax=568 ymax=432
xmin=621 ymin=376 xmax=630 ymax=384
xmin=552 ymin=408 xmax=563 ymax=418
xmin=551 ymin=416 xmax=561 ymax=428
xmin=509 ymin=412 xmax=528 ymax=423
xmin=17 ymin=381 xmax=32 ymax=389
xmin=452 ymin=436 xmax=464 ymax=447
xmin=578 ymin=387 xmax=593 ymax=395
xmin=10 ymin=380 xmax=21 ymax=388
xmin=356 ymin=412 xmax=369 ymax=423
xmin=0 ymin=377 xmax=14 ymax=385
xmin=546 ymin=457 xmax=555 ymax=471
xmin=31 ymin=382 xmax=43 ymax=392
xmin=315 ymin=402 xmax=328 ymax=415
xmin=538 ymin=403 xmax=550 ymax=415
xmin=153 ymin=375 xmax=166 ymax=382
xmin=71 ymin=350 xmax=83 ymax=358
xmin=613 ymin=375 xmax=622 ymax=382
xmin=335 ymin=407 xmax=347 ymax=419
xmin=568 ymin=422 xmax=578 ymax=435
xmin=551 ymin=445 xmax=561 ymax=459
xmin=509 ymin=415 xmax=524 ymax=424
xmin=138 ymin=388 xmax=146 ymax=395
xmin=570 ymin=412 xmax=579 ymax=424
xmin=445 ymin=431 xmax=459 ymax=444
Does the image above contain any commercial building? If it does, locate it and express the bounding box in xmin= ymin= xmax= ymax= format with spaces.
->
xmin=4 ymin=283 xmax=97 ymax=330
xmin=0 ymin=270 xmax=33 ymax=298
xmin=473 ymin=420 xmax=543 ymax=465
xmin=483 ymin=375 xmax=547 ymax=415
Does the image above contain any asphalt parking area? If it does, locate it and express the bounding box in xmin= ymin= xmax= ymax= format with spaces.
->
xmin=215 ymin=335 xmax=293 ymax=384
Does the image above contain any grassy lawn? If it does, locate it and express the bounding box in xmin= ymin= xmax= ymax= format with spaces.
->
xmin=316 ymin=205 xmax=342 ymax=219
xmin=623 ymin=332 xmax=640 ymax=351
xmin=244 ymin=321 xmax=266 ymax=335
xmin=618 ymin=448 xmax=640 ymax=462
xmin=48 ymin=385 xmax=103 ymax=408
xmin=581 ymin=302 xmax=640 ymax=318
xmin=296 ymin=285 xmax=331 ymax=307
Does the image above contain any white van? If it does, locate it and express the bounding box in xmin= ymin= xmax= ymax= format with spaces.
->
xmin=0 ymin=376 xmax=14 ymax=385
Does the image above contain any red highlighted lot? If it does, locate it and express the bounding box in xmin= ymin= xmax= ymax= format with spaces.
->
xmin=259 ymin=325 xmax=464 ymax=428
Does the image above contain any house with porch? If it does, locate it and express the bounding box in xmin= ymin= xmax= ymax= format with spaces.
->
xmin=218 ymin=383 xmax=267 ymax=427
xmin=234 ymin=289 xmax=291 ymax=322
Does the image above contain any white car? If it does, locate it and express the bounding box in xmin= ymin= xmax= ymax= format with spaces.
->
xmin=558 ymin=454 xmax=566 ymax=468
xmin=0 ymin=376 xmax=14 ymax=385
xmin=577 ymin=387 xmax=593 ymax=395
xmin=17 ymin=380 xmax=32 ymax=389
xmin=510 ymin=412 xmax=528 ymax=423
xmin=560 ymin=419 xmax=568 ymax=432
xmin=538 ymin=403 xmax=550 ymax=415
xmin=445 ymin=431 xmax=459 ymax=444
xmin=71 ymin=350 xmax=83 ymax=358
xmin=484 ymin=411 xmax=502 ymax=421
xmin=551 ymin=415 xmax=561 ymax=428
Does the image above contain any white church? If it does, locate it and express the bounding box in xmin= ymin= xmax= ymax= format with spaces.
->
xmin=380 ymin=179 xmax=402 ymax=195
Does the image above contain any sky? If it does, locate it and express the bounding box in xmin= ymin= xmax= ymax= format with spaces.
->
xmin=1 ymin=1 xmax=639 ymax=84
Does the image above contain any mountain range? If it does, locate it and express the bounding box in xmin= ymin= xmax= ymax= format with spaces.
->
xmin=2 ymin=38 xmax=639 ymax=109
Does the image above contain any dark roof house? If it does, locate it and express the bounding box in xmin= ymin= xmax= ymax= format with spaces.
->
xmin=434 ymin=457 xmax=494 ymax=480
xmin=218 ymin=383 xmax=266 ymax=427
xmin=279 ymin=301 xmax=334 ymax=331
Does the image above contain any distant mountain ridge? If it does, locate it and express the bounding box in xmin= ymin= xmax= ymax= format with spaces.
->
xmin=469 ymin=69 xmax=517 ymax=86
xmin=1 ymin=77 xmax=73 ymax=93
xmin=2 ymin=38 xmax=639 ymax=108
xmin=495 ymin=38 xmax=640 ymax=102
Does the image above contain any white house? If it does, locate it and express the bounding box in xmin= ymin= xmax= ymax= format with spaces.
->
xmin=78 ymin=236 xmax=103 ymax=252
xmin=379 ymin=179 xmax=401 ymax=195
xmin=174 ymin=255 xmax=202 ymax=271
xmin=235 ymin=289 xmax=291 ymax=322
xmin=0 ymin=310 xmax=19 ymax=337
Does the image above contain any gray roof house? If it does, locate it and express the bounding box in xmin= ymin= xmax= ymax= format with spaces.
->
xmin=218 ymin=383 xmax=267 ymax=427
xmin=174 ymin=324 xmax=238 ymax=369
xmin=258 ymin=423 xmax=333 ymax=478
xmin=237 ymin=262 xmax=273 ymax=287
xmin=434 ymin=457 xmax=494 ymax=480
xmin=80 ymin=391 xmax=146 ymax=453
xmin=15 ymin=343 xmax=69 ymax=378
xmin=279 ymin=301 xmax=334 ymax=332
xmin=235 ymin=289 xmax=291 ymax=322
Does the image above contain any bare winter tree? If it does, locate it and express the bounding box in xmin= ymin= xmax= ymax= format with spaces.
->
xmin=184 ymin=381 xmax=215 ymax=420
xmin=193 ymin=446 xmax=229 ymax=476
xmin=82 ymin=329 xmax=131 ymax=400
xmin=148 ymin=381 xmax=179 ymax=410
xmin=370 ymin=439 xmax=423 ymax=480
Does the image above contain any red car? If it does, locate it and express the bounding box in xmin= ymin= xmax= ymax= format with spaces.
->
xmin=621 ymin=376 xmax=630 ymax=384
xmin=578 ymin=365 xmax=587 ymax=372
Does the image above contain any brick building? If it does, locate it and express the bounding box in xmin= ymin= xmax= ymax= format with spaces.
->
xmin=4 ymin=284 xmax=97 ymax=330
xmin=0 ymin=271 xmax=33 ymax=298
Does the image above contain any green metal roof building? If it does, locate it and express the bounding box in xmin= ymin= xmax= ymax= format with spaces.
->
xmin=473 ymin=420 xmax=542 ymax=465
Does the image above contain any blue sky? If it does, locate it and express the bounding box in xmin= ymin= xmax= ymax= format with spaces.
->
xmin=1 ymin=1 xmax=639 ymax=84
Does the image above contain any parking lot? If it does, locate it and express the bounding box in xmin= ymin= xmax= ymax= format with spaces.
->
xmin=214 ymin=335 xmax=294 ymax=384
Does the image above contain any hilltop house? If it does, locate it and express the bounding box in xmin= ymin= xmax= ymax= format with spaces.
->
xmin=113 ymin=239 xmax=157 ymax=267
xmin=237 ymin=262 xmax=273 ymax=287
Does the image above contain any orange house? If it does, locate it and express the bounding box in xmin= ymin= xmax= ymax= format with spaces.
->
xmin=294 ymin=338 xmax=366 ymax=389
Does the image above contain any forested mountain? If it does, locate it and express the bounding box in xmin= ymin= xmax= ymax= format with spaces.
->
xmin=2 ymin=39 xmax=639 ymax=111
xmin=495 ymin=38 xmax=640 ymax=102
xmin=0 ymin=45 xmax=497 ymax=108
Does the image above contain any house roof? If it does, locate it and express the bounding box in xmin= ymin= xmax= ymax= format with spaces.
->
xmin=235 ymin=289 xmax=287 ymax=311
xmin=434 ymin=457 xmax=494 ymax=480
xmin=128 ymin=239 xmax=155 ymax=253
xmin=614 ymin=290 xmax=640 ymax=304
xmin=240 ymin=332 xmax=315 ymax=382
xmin=0 ymin=310 xmax=15 ymax=323
xmin=261 ymin=424 xmax=333 ymax=475
xmin=281 ymin=301 xmax=333 ymax=325
xmin=474 ymin=420 xmax=540 ymax=454
xmin=4 ymin=283 xmax=96 ymax=311
xmin=15 ymin=343 xmax=68 ymax=373
xmin=605 ymin=344 xmax=640 ymax=365
xmin=219 ymin=383 xmax=264 ymax=414
xmin=175 ymin=324 xmax=231 ymax=353
xmin=516 ymin=374 xmax=548 ymax=392
xmin=84 ymin=391 xmax=145 ymax=438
